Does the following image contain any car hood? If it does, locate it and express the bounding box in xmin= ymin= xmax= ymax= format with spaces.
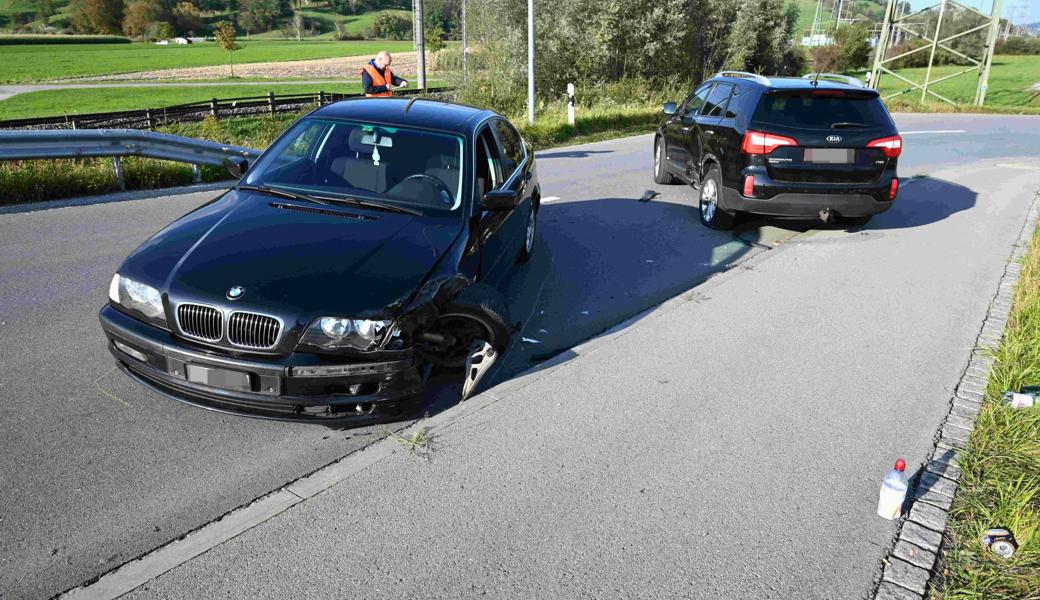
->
xmin=121 ymin=190 xmax=463 ymax=320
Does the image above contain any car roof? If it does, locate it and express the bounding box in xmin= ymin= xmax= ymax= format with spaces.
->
xmin=308 ymin=97 xmax=500 ymax=135
xmin=711 ymin=75 xmax=876 ymax=94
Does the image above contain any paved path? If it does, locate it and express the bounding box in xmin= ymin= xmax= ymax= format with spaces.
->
xmin=1 ymin=113 xmax=1039 ymax=599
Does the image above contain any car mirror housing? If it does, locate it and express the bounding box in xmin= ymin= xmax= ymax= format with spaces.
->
xmin=483 ymin=189 xmax=520 ymax=211
xmin=223 ymin=157 xmax=249 ymax=179
xmin=662 ymin=102 xmax=677 ymax=116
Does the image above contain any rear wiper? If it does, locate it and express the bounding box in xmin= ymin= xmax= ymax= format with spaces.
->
xmin=831 ymin=122 xmax=868 ymax=129
xmin=238 ymin=184 xmax=330 ymax=205
xmin=323 ymin=196 xmax=422 ymax=216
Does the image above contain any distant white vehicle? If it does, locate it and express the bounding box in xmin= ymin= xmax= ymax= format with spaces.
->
xmin=188 ymin=36 xmax=206 ymax=43
xmin=155 ymin=39 xmax=169 ymax=45
xmin=174 ymin=37 xmax=191 ymax=44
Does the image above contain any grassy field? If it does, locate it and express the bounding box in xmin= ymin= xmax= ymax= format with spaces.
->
xmin=935 ymin=222 xmax=1040 ymax=600
xmin=251 ymin=8 xmax=412 ymax=40
xmin=873 ymin=55 xmax=1040 ymax=110
xmin=0 ymin=39 xmax=414 ymax=83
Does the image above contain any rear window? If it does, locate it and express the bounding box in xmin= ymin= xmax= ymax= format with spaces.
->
xmin=751 ymin=91 xmax=892 ymax=130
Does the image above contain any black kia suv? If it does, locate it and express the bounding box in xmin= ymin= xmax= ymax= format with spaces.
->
xmin=654 ymin=71 xmax=902 ymax=229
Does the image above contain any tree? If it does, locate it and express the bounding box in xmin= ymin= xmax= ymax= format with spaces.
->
xmin=373 ymin=10 xmax=411 ymax=39
xmin=70 ymin=0 xmax=126 ymax=34
xmin=214 ymin=21 xmax=241 ymax=77
xmin=292 ymin=10 xmax=304 ymax=41
xmin=833 ymin=23 xmax=872 ymax=71
xmin=122 ymin=0 xmax=162 ymax=38
xmin=172 ymin=1 xmax=203 ymax=34
xmin=237 ymin=0 xmax=288 ymax=33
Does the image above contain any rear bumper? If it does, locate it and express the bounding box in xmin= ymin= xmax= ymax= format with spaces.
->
xmin=722 ymin=185 xmax=894 ymax=217
xmin=99 ymin=304 xmax=424 ymax=425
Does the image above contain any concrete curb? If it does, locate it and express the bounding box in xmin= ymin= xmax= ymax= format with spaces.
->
xmin=871 ymin=189 xmax=1040 ymax=600
xmin=0 ymin=182 xmax=231 ymax=216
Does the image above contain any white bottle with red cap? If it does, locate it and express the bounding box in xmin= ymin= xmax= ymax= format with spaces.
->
xmin=877 ymin=459 xmax=908 ymax=520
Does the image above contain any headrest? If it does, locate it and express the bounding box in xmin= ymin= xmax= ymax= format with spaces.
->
xmin=347 ymin=128 xmax=369 ymax=155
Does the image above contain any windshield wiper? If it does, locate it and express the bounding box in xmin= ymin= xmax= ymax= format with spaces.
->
xmin=322 ymin=196 xmax=423 ymax=216
xmin=831 ymin=122 xmax=868 ymax=129
xmin=238 ymin=184 xmax=330 ymax=205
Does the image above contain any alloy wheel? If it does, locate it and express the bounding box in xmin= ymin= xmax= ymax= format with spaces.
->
xmin=701 ymin=178 xmax=718 ymax=222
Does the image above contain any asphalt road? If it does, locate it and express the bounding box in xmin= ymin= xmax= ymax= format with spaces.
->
xmin=1 ymin=113 xmax=1039 ymax=599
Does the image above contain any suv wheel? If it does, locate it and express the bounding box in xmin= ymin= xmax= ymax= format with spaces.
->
xmin=699 ymin=165 xmax=736 ymax=230
xmin=653 ymin=138 xmax=676 ymax=185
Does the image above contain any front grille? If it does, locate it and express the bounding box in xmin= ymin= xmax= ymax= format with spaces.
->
xmin=228 ymin=311 xmax=281 ymax=349
xmin=177 ymin=304 xmax=222 ymax=342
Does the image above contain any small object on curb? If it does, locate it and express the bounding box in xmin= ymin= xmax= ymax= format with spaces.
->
xmin=1002 ymin=390 xmax=1037 ymax=409
xmin=980 ymin=528 xmax=1018 ymax=558
xmin=877 ymin=458 xmax=908 ymax=520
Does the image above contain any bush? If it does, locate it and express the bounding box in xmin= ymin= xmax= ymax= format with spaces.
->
xmin=0 ymin=34 xmax=130 ymax=44
xmin=996 ymin=36 xmax=1040 ymax=55
xmin=373 ymin=10 xmax=411 ymax=40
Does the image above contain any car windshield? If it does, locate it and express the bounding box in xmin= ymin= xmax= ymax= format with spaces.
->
xmin=751 ymin=91 xmax=893 ymax=130
xmin=244 ymin=118 xmax=465 ymax=215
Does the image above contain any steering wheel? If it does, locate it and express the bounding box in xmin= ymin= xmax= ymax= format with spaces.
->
xmin=398 ymin=174 xmax=454 ymax=205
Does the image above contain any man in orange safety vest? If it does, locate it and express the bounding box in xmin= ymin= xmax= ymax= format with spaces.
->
xmin=360 ymin=51 xmax=409 ymax=97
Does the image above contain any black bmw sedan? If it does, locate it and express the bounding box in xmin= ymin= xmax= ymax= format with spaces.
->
xmin=99 ymin=98 xmax=540 ymax=425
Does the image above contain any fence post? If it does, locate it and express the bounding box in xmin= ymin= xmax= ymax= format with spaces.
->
xmin=210 ymin=97 xmax=218 ymax=117
xmin=268 ymin=91 xmax=275 ymax=114
xmin=145 ymin=109 xmax=154 ymax=130
xmin=112 ymin=157 xmax=126 ymax=191
xmin=191 ymin=163 xmax=202 ymax=183
xmin=318 ymin=90 xmax=326 ymax=104
xmin=567 ymin=83 xmax=575 ymax=126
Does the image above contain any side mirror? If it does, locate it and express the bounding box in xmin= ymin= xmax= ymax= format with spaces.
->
xmin=223 ymin=157 xmax=249 ymax=178
xmin=662 ymin=102 xmax=677 ymax=116
xmin=483 ymin=189 xmax=520 ymax=211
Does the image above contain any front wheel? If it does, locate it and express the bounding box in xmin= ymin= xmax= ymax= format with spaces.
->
xmin=421 ymin=285 xmax=512 ymax=369
xmin=654 ymin=138 xmax=677 ymax=185
xmin=699 ymin=165 xmax=736 ymax=230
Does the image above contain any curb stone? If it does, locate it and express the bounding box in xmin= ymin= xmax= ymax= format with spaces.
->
xmin=869 ymin=189 xmax=1040 ymax=600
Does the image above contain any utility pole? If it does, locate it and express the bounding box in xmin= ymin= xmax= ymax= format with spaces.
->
xmin=527 ymin=0 xmax=535 ymax=126
xmin=462 ymin=0 xmax=468 ymax=83
xmin=416 ymin=0 xmax=426 ymax=90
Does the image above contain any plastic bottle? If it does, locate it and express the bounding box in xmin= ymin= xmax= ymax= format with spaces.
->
xmin=877 ymin=458 xmax=908 ymax=520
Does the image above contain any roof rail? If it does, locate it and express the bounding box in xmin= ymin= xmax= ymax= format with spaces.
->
xmin=714 ymin=71 xmax=771 ymax=86
xmin=802 ymin=73 xmax=864 ymax=87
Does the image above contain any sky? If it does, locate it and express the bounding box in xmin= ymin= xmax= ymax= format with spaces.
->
xmin=900 ymin=0 xmax=1038 ymax=24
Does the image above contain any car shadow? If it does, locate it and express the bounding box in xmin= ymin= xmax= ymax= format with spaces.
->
xmin=537 ymin=149 xmax=615 ymax=160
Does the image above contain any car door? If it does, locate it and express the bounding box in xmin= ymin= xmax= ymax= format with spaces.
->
xmin=663 ymin=84 xmax=712 ymax=179
xmin=692 ymin=82 xmax=733 ymax=180
xmin=489 ymin=118 xmax=531 ymax=271
xmin=712 ymin=84 xmax=746 ymax=192
xmin=469 ymin=122 xmax=524 ymax=286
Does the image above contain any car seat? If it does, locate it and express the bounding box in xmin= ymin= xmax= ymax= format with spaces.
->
xmin=330 ymin=128 xmax=388 ymax=193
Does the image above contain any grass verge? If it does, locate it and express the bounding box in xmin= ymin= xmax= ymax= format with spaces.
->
xmin=935 ymin=220 xmax=1040 ymax=600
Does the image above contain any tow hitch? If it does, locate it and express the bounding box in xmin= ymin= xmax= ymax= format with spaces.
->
xmin=461 ymin=340 xmax=497 ymax=401
xmin=818 ymin=208 xmax=832 ymax=223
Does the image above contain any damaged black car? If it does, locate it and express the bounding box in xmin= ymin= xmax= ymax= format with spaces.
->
xmin=99 ymin=98 xmax=539 ymax=425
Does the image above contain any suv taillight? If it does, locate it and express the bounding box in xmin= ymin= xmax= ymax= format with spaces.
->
xmin=867 ymin=134 xmax=903 ymax=158
xmin=741 ymin=130 xmax=798 ymax=155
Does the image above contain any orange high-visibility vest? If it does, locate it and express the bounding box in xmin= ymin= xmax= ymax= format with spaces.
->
xmin=361 ymin=64 xmax=394 ymax=97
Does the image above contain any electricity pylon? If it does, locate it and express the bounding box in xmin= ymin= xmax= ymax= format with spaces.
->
xmin=869 ymin=0 xmax=1004 ymax=107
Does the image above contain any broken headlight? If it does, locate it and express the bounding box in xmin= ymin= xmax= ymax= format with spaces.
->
xmin=297 ymin=317 xmax=394 ymax=351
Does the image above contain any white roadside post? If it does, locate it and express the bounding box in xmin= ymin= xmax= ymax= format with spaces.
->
xmin=416 ymin=0 xmax=427 ymax=91
xmin=527 ymin=0 xmax=535 ymax=126
xmin=567 ymin=83 xmax=575 ymax=126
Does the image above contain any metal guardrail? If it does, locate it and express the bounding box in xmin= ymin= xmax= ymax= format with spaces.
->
xmin=0 ymin=87 xmax=452 ymax=131
xmin=0 ymin=128 xmax=263 ymax=189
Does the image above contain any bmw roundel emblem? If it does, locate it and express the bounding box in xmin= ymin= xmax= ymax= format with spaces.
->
xmin=226 ymin=286 xmax=245 ymax=300
xmin=826 ymin=135 xmax=843 ymax=144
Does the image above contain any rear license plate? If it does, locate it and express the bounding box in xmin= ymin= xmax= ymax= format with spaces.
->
xmin=804 ymin=149 xmax=854 ymax=164
xmin=186 ymin=364 xmax=252 ymax=392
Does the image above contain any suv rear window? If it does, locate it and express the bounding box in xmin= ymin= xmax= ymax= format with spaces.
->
xmin=751 ymin=91 xmax=892 ymax=130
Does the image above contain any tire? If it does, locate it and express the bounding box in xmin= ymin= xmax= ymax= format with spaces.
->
xmin=424 ymin=284 xmax=512 ymax=368
xmin=653 ymin=137 xmax=677 ymax=185
xmin=699 ymin=165 xmax=736 ymax=230
xmin=838 ymin=214 xmax=872 ymax=227
xmin=517 ymin=201 xmax=537 ymax=263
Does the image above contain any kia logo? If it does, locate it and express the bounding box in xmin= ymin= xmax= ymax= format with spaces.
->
xmin=826 ymin=135 xmax=843 ymax=144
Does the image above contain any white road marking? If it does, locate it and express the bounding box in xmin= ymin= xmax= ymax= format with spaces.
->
xmin=900 ymin=130 xmax=967 ymax=135
xmin=542 ymin=196 xmax=560 ymax=202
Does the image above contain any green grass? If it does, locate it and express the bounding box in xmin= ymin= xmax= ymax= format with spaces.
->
xmin=0 ymin=39 xmax=415 ymax=83
xmin=514 ymin=101 xmax=661 ymax=150
xmin=251 ymin=7 xmax=412 ymax=40
xmin=934 ymin=221 xmax=1040 ymax=600
xmin=872 ymin=55 xmax=1040 ymax=111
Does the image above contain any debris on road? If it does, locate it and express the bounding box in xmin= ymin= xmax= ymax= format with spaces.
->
xmin=980 ymin=528 xmax=1018 ymax=558
xmin=877 ymin=458 xmax=908 ymax=520
xmin=1002 ymin=387 xmax=1038 ymax=409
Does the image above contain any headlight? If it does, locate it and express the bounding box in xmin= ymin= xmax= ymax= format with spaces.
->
xmin=109 ymin=274 xmax=167 ymax=327
xmin=299 ymin=317 xmax=393 ymax=351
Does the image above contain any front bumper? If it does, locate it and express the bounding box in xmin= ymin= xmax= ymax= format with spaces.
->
xmin=99 ymin=304 xmax=424 ymax=425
